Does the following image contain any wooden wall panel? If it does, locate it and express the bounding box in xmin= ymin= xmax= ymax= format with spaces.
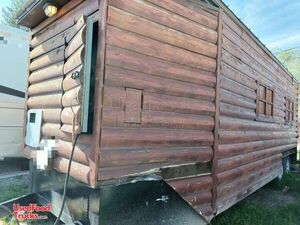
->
xmin=124 ymin=88 xmax=142 ymax=124
xmin=22 ymin=0 xmax=299 ymax=220
xmin=216 ymin=10 xmax=299 ymax=215
xmin=167 ymin=175 xmax=214 ymax=216
xmin=24 ymin=0 xmax=99 ymax=186
xmin=98 ymin=0 xmax=219 ymax=219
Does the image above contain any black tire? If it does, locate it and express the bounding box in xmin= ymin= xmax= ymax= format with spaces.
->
xmin=290 ymin=152 xmax=297 ymax=164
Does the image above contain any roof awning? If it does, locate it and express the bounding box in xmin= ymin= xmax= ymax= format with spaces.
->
xmin=17 ymin=0 xmax=70 ymax=28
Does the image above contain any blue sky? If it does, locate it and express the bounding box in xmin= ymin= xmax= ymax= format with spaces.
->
xmin=222 ymin=0 xmax=300 ymax=52
xmin=0 ymin=0 xmax=10 ymax=19
xmin=0 ymin=0 xmax=300 ymax=52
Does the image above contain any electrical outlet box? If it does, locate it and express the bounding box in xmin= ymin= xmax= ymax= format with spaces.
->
xmin=25 ymin=109 xmax=42 ymax=148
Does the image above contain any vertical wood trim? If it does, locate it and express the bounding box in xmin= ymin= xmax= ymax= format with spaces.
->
xmin=256 ymin=81 xmax=260 ymax=118
xmin=89 ymin=0 xmax=108 ymax=188
xmin=211 ymin=8 xmax=223 ymax=213
xmin=22 ymin=33 xmax=34 ymax=159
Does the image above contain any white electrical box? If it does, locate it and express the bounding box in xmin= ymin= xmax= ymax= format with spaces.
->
xmin=25 ymin=109 xmax=42 ymax=148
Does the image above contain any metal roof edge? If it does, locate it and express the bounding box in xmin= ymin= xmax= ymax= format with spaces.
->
xmin=16 ymin=0 xmax=40 ymax=25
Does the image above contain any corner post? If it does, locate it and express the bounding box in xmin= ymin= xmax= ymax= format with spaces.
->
xmin=89 ymin=0 xmax=108 ymax=188
xmin=212 ymin=8 xmax=223 ymax=214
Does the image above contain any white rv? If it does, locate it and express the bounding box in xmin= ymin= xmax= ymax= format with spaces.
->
xmin=0 ymin=24 xmax=29 ymax=159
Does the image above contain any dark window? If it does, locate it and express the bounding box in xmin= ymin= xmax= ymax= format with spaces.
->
xmin=257 ymin=84 xmax=274 ymax=117
xmin=285 ymin=97 xmax=294 ymax=123
xmin=29 ymin=113 xmax=36 ymax=123
xmin=0 ymin=37 xmax=7 ymax=45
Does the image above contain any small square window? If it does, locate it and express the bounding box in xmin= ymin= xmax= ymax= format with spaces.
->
xmin=285 ymin=97 xmax=294 ymax=123
xmin=256 ymin=83 xmax=274 ymax=120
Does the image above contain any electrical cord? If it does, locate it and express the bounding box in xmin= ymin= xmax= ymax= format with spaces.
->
xmin=53 ymin=133 xmax=80 ymax=225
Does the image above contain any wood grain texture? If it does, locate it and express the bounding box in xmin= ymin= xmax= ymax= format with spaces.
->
xmin=90 ymin=0 xmax=108 ymax=187
xmin=29 ymin=62 xmax=64 ymax=84
xmin=105 ymin=65 xmax=215 ymax=101
xmin=107 ymin=6 xmax=217 ymax=58
xmin=215 ymin=10 xmax=298 ymax=215
xmin=24 ymin=1 xmax=98 ymax=187
xmin=99 ymin=0 xmax=218 ymax=218
xmin=30 ymin=46 xmax=65 ymax=71
xmin=27 ymin=92 xmax=62 ymax=108
xmin=30 ymin=0 xmax=97 ymax=47
xmin=167 ymin=175 xmax=213 ymax=217
xmin=101 ymin=128 xmax=214 ymax=148
xmin=211 ymin=9 xmax=223 ymax=213
xmin=41 ymin=108 xmax=61 ymax=123
xmin=106 ymin=26 xmax=217 ymax=72
xmin=54 ymin=156 xmax=90 ymax=184
xmin=106 ymin=45 xmax=216 ymax=87
xmin=109 ymin=0 xmax=218 ymax=43
xmin=22 ymin=0 xmax=299 ymax=220
xmin=145 ymin=0 xmax=218 ymax=29
xmin=100 ymin=146 xmax=213 ymax=168
xmin=28 ymin=77 xmax=63 ymax=96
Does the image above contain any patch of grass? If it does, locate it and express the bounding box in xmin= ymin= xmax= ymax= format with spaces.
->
xmin=0 ymin=178 xmax=28 ymax=203
xmin=269 ymin=173 xmax=300 ymax=193
xmin=0 ymin=215 xmax=18 ymax=225
xmin=211 ymin=173 xmax=300 ymax=225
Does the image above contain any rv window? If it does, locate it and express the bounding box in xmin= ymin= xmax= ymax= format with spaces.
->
xmin=256 ymin=84 xmax=274 ymax=119
xmin=285 ymin=97 xmax=294 ymax=123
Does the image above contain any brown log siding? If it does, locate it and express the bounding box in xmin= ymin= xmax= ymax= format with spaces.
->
xmin=216 ymin=11 xmax=298 ymax=214
xmin=24 ymin=0 xmax=99 ymax=186
xmin=21 ymin=0 xmax=299 ymax=220
xmin=98 ymin=0 xmax=219 ymax=216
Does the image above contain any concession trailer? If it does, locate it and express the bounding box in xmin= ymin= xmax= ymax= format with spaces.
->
xmin=2 ymin=0 xmax=298 ymax=224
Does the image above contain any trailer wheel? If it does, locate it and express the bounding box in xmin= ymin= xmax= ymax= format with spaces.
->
xmin=282 ymin=156 xmax=291 ymax=173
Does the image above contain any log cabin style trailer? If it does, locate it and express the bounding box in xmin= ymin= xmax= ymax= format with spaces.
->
xmin=13 ymin=0 xmax=298 ymax=224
